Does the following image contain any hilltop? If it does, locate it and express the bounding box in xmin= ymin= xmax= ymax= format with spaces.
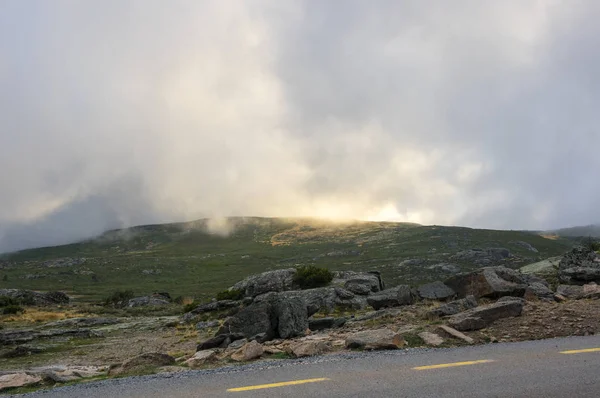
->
xmin=0 ymin=217 xmax=575 ymax=302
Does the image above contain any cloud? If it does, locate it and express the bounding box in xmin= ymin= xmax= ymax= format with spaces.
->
xmin=1 ymin=0 xmax=599 ymax=252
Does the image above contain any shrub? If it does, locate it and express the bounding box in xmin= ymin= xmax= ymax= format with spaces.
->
xmin=183 ymin=301 xmax=201 ymax=313
xmin=0 ymin=296 xmax=19 ymax=307
xmin=293 ymin=265 xmax=333 ymax=289
xmin=216 ymin=289 xmax=244 ymax=301
xmin=2 ymin=305 xmax=24 ymax=315
xmin=582 ymin=237 xmax=600 ymax=252
xmin=104 ymin=290 xmax=135 ymax=308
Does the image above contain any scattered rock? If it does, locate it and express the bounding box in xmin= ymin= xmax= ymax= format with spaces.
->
xmin=289 ymin=340 xmax=328 ymax=357
xmin=520 ymin=257 xmax=561 ymax=277
xmin=367 ymin=285 xmax=414 ymax=310
xmin=448 ymin=299 xmax=524 ymax=331
xmin=427 ymin=295 xmax=478 ymax=318
xmin=43 ymin=317 xmax=120 ymax=328
xmin=444 ymin=266 xmax=527 ymax=299
xmin=438 ymin=325 xmax=474 ymax=344
xmin=227 ymin=338 xmax=248 ymax=350
xmin=184 ymin=350 xmax=218 ymax=368
xmin=0 ymin=373 xmax=42 ymax=391
xmin=230 ymin=340 xmax=264 ymax=362
xmin=418 ymin=332 xmax=445 ymax=346
xmin=416 ymin=281 xmax=455 ymax=300
xmin=217 ymin=302 xmax=274 ymax=340
xmin=345 ymin=328 xmax=405 ymax=350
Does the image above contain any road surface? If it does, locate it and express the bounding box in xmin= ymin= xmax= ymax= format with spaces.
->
xmin=15 ymin=335 xmax=600 ymax=397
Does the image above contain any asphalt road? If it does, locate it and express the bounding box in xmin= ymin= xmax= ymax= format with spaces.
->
xmin=15 ymin=335 xmax=600 ymax=398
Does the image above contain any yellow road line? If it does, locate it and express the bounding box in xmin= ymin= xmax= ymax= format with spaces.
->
xmin=560 ymin=347 xmax=600 ymax=355
xmin=413 ymin=359 xmax=494 ymax=370
xmin=227 ymin=377 xmax=331 ymax=392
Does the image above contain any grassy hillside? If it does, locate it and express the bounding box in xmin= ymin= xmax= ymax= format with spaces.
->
xmin=549 ymin=224 xmax=600 ymax=238
xmin=0 ymin=218 xmax=574 ymax=302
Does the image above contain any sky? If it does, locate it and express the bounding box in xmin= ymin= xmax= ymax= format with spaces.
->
xmin=1 ymin=0 xmax=599 ymax=253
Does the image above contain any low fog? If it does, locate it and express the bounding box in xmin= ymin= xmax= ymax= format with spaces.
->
xmin=1 ymin=0 xmax=599 ymax=252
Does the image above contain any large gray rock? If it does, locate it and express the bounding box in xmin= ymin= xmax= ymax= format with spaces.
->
xmin=444 ymin=266 xmax=528 ymax=299
xmin=258 ymin=287 xmax=366 ymax=316
xmin=524 ymin=282 xmax=555 ymax=301
xmin=345 ymin=328 xmax=405 ymax=350
xmin=558 ymin=247 xmax=600 ymax=284
xmin=447 ymin=299 xmax=524 ymax=331
xmin=272 ymin=296 xmax=308 ymax=339
xmin=231 ymin=269 xmax=297 ymax=297
xmin=417 ymin=281 xmax=455 ymax=300
xmin=218 ymin=293 xmax=309 ymax=341
xmin=367 ymin=285 xmax=415 ymax=310
xmin=427 ymin=295 xmax=478 ymax=318
xmin=333 ymin=271 xmax=384 ymax=294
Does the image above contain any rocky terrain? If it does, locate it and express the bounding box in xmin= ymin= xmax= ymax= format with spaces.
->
xmin=1 ymin=243 xmax=599 ymax=394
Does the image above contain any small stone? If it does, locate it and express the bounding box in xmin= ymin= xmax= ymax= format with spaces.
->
xmin=418 ymin=332 xmax=445 ymax=346
xmin=438 ymin=325 xmax=474 ymax=344
xmin=345 ymin=328 xmax=405 ymax=350
xmin=290 ymin=341 xmax=329 ymax=358
xmin=184 ymin=350 xmax=218 ymax=368
xmin=230 ymin=341 xmax=264 ymax=362
xmin=0 ymin=373 xmax=42 ymax=391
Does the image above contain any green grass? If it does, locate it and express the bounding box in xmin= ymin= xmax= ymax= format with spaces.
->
xmin=0 ymin=218 xmax=574 ymax=303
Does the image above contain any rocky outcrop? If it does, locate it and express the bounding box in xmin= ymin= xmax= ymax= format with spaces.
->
xmin=231 ymin=269 xmax=297 ymax=297
xmin=558 ymin=247 xmax=600 ymax=285
xmin=447 ymin=298 xmax=524 ymax=331
xmin=427 ymin=295 xmax=478 ymax=318
xmin=0 ymin=289 xmax=69 ymax=306
xmin=345 ymin=328 xmax=405 ymax=350
xmin=520 ymin=257 xmax=561 ymax=277
xmin=367 ymin=285 xmax=415 ymax=310
xmin=444 ymin=266 xmax=528 ymax=299
xmin=258 ymin=287 xmax=366 ymax=316
xmin=416 ymin=281 xmax=455 ymax=300
xmin=216 ymin=302 xmax=275 ymax=340
xmin=450 ymin=248 xmax=513 ymax=266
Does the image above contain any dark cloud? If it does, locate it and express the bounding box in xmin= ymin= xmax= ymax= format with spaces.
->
xmin=1 ymin=0 xmax=599 ymax=252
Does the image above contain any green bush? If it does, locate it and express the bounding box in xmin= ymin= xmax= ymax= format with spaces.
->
xmin=183 ymin=301 xmax=201 ymax=313
xmin=104 ymin=290 xmax=135 ymax=308
xmin=216 ymin=289 xmax=244 ymax=301
xmin=582 ymin=237 xmax=600 ymax=252
xmin=0 ymin=296 xmax=19 ymax=307
xmin=293 ymin=265 xmax=333 ymax=289
xmin=2 ymin=305 xmax=24 ymax=315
